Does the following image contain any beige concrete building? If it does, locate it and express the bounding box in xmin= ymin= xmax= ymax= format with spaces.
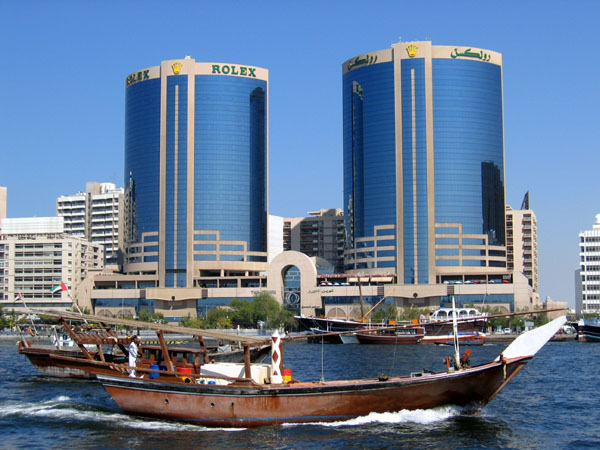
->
xmin=283 ymin=209 xmax=345 ymax=272
xmin=0 ymin=217 xmax=103 ymax=312
xmin=506 ymin=202 xmax=539 ymax=294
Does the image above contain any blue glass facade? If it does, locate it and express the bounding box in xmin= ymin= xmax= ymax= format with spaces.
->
xmin=124 ymin=79 xmax=161 ymax=240
xmin=165 ymin=75 xmax=189 ymax=287
xmin=124 ymin=61 xmax=268 ymax=288
xmin=432 ymin=59 xmax=505 ymax=250
xmin=400 ymin=58 xmax=429 ymax=283
xmin=194 ymin=76 xmax=267 ymax=259
xmin=343 ymin=44 xmax=505 ymax=284
xmin=343 ymin=62 xmax=397 ymax=270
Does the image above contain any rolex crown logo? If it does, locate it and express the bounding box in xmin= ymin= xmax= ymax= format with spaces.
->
xmin=406 ymin=44 xmax=418 ymax=58
xmin=172 ymin=62 xmax=182 ymax=74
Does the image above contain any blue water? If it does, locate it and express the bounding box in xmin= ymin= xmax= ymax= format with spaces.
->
xmin=1 ymin=339 xmax=598 ymax=449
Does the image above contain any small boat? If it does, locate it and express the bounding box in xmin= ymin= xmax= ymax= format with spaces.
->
xmin=354 ymin=326 xmax=425 ymax=344
xmin=419 ymin=307 xmax=488 ymax=335
xmin=295 ymin=315 xmax=366 ymax=333
xmin=295 ymin=307 xmax=488 ymax=338
xmin=421 ymin=330 xmax=485 ymax=346
xmin=572 ymin=318 xmax=600 ymax=342
xmin=95 ymin=316 xmax=567 ymax=428
xmin=305 ymin=327 xmax=346 ymax=344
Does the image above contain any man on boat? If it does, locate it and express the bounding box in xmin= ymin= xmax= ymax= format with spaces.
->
xmin=128 ymin=335 xmax=142 ymax=378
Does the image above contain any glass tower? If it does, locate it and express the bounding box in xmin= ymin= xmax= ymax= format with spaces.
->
xmin=124 ymin=58 xmax=268 ymax=288
xmin=343 ymin=42 xmax=506 ymax=284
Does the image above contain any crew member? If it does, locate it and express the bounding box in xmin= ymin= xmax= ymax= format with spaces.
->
xmin=128 ymin=335 xmax=141 ymax=378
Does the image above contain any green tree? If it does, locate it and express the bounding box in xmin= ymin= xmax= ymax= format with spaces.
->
xmin=151 ymin=312 xmax=166 ymax=324
xmin=370 ymin=309 xmax=386 ymax=324
xmin=180 ymin=316 xmax=206 ymax=329
xmin=180 ymin=293 xmax=296 ymax=330
xmin=250 ymin=292 xmax=296 ymax=329
xmin=204 ymin=308 xmax=233 ymax=328
xmin=0 ymin=304 xmax=8 ymax=329
xmin=398 ymin=306 xmax=430 ymax=322
xmin=230 ymin=298 xmax=254 ymax=327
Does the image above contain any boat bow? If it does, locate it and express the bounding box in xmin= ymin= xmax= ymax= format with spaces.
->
xmin=496 ymin=315 xmax=567 ymax=361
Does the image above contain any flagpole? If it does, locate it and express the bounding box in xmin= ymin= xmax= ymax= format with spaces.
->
xmin=14 ymin=293 xmax=37 ymax=338
xmin=66 ymin=286 xmax=88 ymax=325
xmin=52 ymin=282 xmax=88 ymax=325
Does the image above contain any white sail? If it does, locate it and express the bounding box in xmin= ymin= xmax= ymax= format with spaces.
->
xmin=496 ymin=315 xmax=567 ymax=361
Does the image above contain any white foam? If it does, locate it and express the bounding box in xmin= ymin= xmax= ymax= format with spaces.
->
xmin=288 ymin=406 xmax=460 ymax=428
xmin=0 ymin=398 xmax=242 ymax=432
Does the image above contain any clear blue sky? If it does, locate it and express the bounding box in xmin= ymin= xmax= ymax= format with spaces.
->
xmin=1 ymin=0 xmax=597 ymax=307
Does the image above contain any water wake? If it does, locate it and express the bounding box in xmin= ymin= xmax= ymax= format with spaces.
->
xmin=0 ymin=396 xmax=239 ymax=432
xmin=287 ymin=406 xmax=460 ymax=428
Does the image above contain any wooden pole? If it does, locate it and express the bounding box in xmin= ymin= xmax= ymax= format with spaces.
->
xmin=157 ymin=331 xmax=175 ymax=372
xmin=198 ymin=335 xmax=210 ymax=364
xmin=243 ymin=342 xmax=251 ymax=380
xmin=361 ymin=288 xmax=397 ymax=322
xmin=60 ymin=318 xmax=94 ymax=360
xmin=96 ymin=343 xmax=106 ymax=362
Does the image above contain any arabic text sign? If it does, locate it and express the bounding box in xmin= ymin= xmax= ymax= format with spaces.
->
xmin=450 ymin=48 xmax=491 ymax=62
xmin=346 ymin=54 xmax=378 ymax=71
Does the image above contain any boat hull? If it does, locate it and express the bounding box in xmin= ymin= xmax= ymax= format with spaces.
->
xmin=296 ymin=315 xmax=487 ymax=336
xmin=18 ymin=343 xmax=99 ymax=379
xmin=99 ymin=357 xmax=529 ymax=428
xmin=421 ymin=332 xmax=485 ymax=346
xmin=354 ymin=328 xmax=425 ymax=344
xmin=575 ymin=324 xmax=600 ymax=342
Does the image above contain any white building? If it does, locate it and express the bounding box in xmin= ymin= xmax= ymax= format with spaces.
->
xmin=0 ymin=186 xmax=6 ymax=221
xmin=57 ymin=182 xmax=123 ymax=268
xmin=0 ymin=217 xmax=103 ymax=312
xmin=577 ymin=214 xmax=600 ymax=314
xmin=268 ymin=215 xmax=284 ymax=263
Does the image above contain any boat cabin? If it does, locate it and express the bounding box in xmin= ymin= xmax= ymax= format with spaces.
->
xmin=141 ymin=346 xmax=205 ymax=373
xmin=424 ymin=307 xmax=486 ymax=322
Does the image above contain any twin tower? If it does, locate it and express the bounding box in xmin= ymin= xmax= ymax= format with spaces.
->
xmin=123 ymin=41 xmax=505 ymax=289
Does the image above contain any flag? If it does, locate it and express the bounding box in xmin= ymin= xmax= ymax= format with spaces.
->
xmin=51 ymin=283 xmax=68 ymax=294
xmin=15 ymin=293 xmax=22 ymax=301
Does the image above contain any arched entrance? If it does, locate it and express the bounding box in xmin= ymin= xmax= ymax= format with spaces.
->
xmin=283 ymin=265 xmax=301 ymax=313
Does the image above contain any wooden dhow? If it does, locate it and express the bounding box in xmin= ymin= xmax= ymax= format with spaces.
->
xmin=18 ymin=311 xmax=269 ymax=379
xmin=95 ymin=315 xmax=567 ymax=428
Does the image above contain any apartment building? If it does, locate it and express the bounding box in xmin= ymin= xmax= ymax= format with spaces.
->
xmin=283 ymin=209 xmax=345 ymax=272
xmin=506 ymin=201 xmax=538 ymax=292
xmin=57 ymin=182 xmax=123 ymax=268
xmin=578 ymin=214 xmax=600 ymax=313
xmin=0 ymin=217 xmax=103 ymax=311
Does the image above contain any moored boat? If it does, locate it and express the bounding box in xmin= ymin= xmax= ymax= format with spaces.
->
xmin=421 ymin=330 xmax=485 ymax=346
xmin=96 ymin=316 xmax=567 ymax=428
xmin=419 ymin=307 xmax=488 ymax=335
xmin=573 ymin=318 xmax=600 ymax=342
xmin=295 ymin=307 xmax=489 ymax=338
xmin=354 ymin=326 xmax=425 ymax=344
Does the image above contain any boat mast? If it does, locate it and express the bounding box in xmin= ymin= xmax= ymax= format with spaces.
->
xmin=452 ymin=296 xmax=461 ymax=370
xmin=361 ymin=287 xmax=397 ymax=323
